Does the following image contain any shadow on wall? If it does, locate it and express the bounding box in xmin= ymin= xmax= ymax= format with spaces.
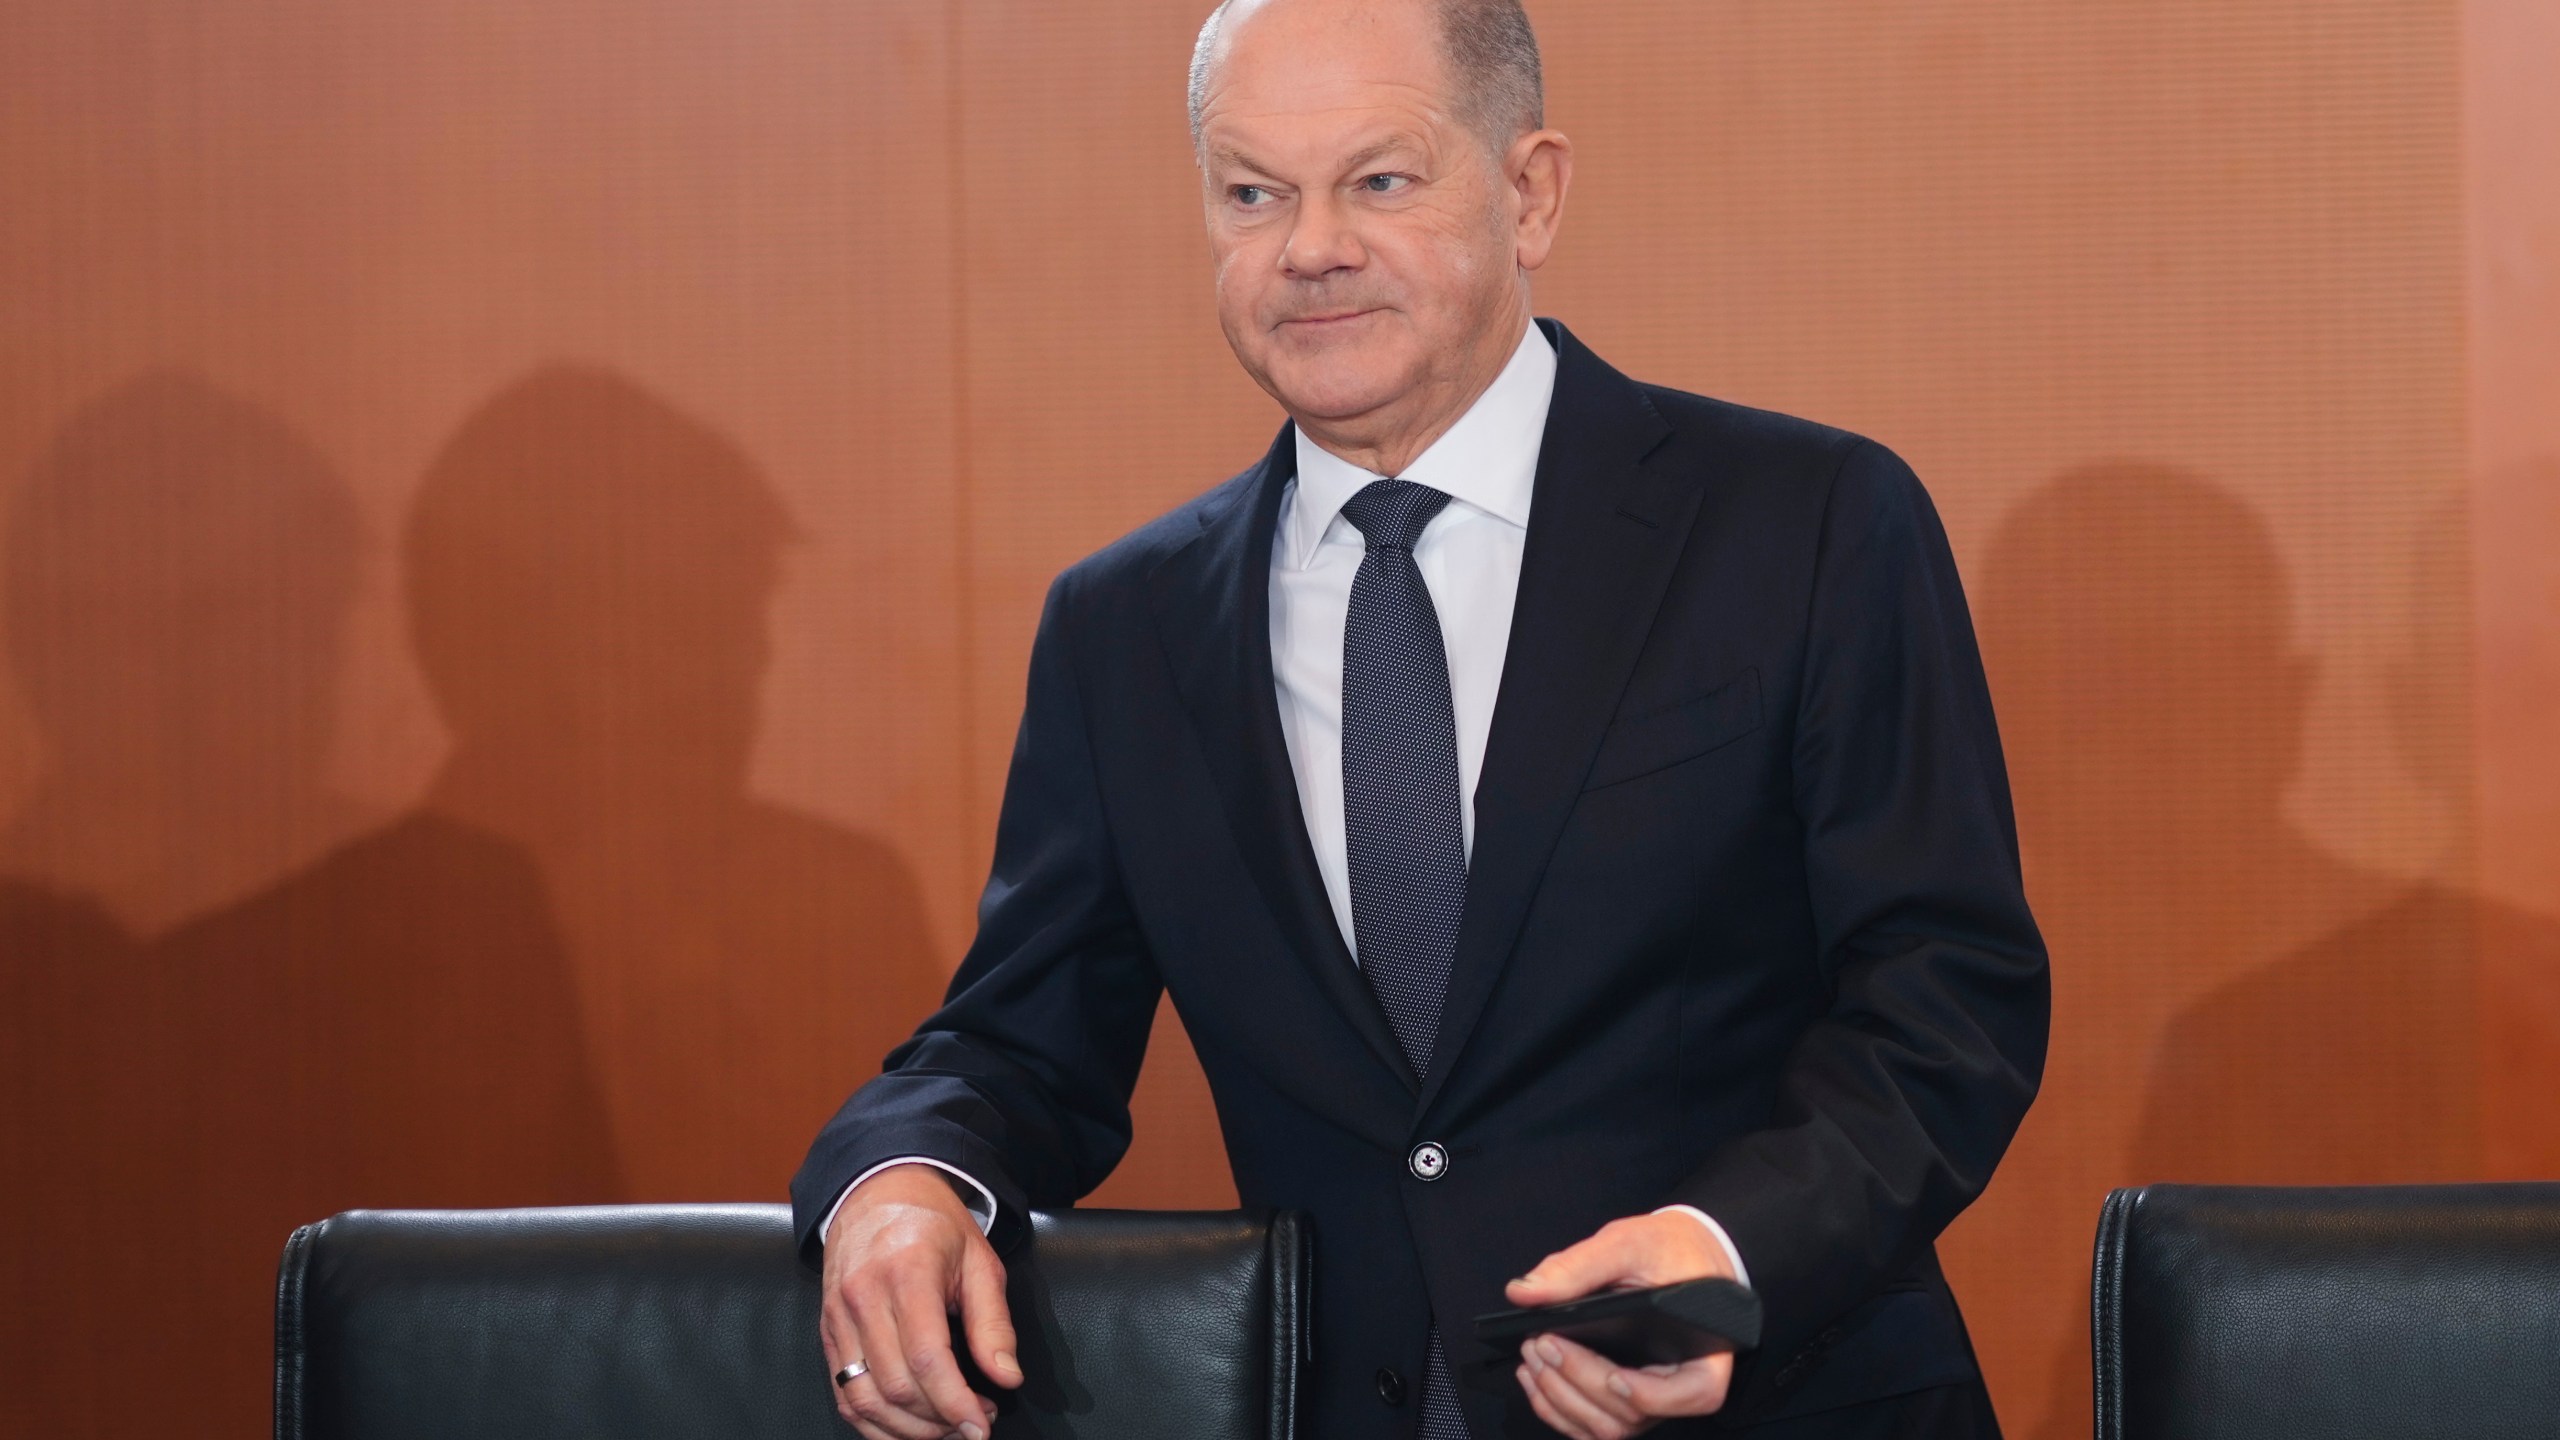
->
xmin=1 ymin=366 xmax=954 ymax=1438
xmin=2471 ymin=458 xmax=2560 ymax=1182
xmin=0 ymin=374 xmax=623 ymax=1438
xmin=1977 ymin=462 xmax=2365 ymax=1439
xmin=1968 ymin=463 xmax=2560 ymax=1440
xmin=0 ymin=373 xmax=410 ymax=1438
xmin=392 ymin=364 xmax=949 ymax=1204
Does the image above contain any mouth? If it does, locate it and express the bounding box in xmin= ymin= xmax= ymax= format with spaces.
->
xmin=1275 ymin=308 xmax=1380 ymax=331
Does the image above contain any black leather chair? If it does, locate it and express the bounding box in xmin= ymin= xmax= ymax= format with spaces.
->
xmin=276 ymin=1205 xmax=1308 ymax=1440
xmin=2093 ymin=1182 xmax=2560 ymax=1440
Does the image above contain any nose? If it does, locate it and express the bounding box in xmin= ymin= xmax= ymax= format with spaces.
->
xmin=1280 ymin=187 xmax=1364 ymax=278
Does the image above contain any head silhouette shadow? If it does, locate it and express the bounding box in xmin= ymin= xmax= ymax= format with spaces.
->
xmin=2118 ymin=468 xmax=2560 ymax=1190
xmin=2106 ymin=476 xmax=2502 ymax=1192
xmin=1 ymin=371 xmax=378 ymax=935
xmin=1980 ymin=461 xmax=2320 ymax=893
xmin=399 ymin=364 xmax=948 ymax=1201
xmin=406 ymin=364 xmax=788 ymax=830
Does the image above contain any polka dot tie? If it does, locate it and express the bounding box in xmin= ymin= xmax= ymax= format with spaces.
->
xmin=1338 ymin=478 xmax=1473 ymax=1440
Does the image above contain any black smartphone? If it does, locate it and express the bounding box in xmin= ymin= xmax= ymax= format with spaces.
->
xmin=1472 ymin=1277 xmax=1763 ymax=1368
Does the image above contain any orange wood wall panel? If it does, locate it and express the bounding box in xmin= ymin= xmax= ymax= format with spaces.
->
xmin=1 ymin=3 xmax=2551 ymax=1437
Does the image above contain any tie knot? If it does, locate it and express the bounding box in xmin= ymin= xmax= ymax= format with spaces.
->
xmin=1339 ymin=479 xmax=1453 ymax=552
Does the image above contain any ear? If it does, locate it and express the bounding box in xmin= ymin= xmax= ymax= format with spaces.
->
xmin=1507 ymin=127 xmax=1574 ymax=271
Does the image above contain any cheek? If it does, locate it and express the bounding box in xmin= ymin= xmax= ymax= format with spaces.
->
xmin=1209 ymin=239 xmax=1265 ymax=318
xmin=1371 ymin=244 xmax=1469 ymax=334
xmin=1392 ymin=207 xmax=1499 ymax=292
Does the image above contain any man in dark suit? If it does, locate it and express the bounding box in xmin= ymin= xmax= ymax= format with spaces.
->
xmin=795 ymin=2 xmax=2048 ymax=1438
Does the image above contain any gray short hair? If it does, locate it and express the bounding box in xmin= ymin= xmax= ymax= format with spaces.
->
xmin=1188 ymin=0 xmax=1544 ymax=151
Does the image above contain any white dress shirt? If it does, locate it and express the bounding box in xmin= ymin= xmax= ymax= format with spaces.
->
xmin=826 ymin=322 xmax=1747 ymax=1290
xmin=1270 ymin=321 xmax=1549 ymax=951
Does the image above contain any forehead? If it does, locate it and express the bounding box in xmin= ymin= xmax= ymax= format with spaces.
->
xmin=1198 ymin=0 xmax=1460 ymax=162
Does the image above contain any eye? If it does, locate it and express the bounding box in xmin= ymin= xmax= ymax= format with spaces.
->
xmin=1232 ymin=184 xmax=1274 ymax=207
xmin=1360 ymin=173 xmax=1412 ymax=194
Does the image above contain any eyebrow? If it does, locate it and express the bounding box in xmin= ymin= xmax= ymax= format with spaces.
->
xmin=1339 ymin=137 xmax=1419 ymax=174
xmin=1206 ymin=134 xmax=1427 ymax=182
xmin=1207 ymin=144 xmax=1277 ymax=177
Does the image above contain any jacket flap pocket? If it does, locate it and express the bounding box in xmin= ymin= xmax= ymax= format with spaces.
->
xmin=1583 ymin=668 xmax=1762 ymax=790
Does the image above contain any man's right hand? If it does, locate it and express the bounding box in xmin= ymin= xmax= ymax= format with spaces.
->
xmin=821 ymin=1164 xmax=1023 ymax=1440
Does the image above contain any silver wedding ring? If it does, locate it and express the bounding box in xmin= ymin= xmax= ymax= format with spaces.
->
xmin=834 ymin=1359 xmax=869 ymax=1387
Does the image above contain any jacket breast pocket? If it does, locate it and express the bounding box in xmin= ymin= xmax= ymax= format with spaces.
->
xmin=1582 ymin=667 xmax=1763 ymax=791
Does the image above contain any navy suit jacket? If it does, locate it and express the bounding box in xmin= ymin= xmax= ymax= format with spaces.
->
xmin=793 ymin=320 xmax=2050 ymax=1437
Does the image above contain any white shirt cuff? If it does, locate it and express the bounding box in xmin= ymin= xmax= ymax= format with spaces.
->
xmin=1653 ymin=1204 xmax=1752 ymax=1291
xmin=818 ymin=1157 xmax=999 ymax=1243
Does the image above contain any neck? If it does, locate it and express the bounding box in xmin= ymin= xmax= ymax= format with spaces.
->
xmin=1294 ymin=291 xmax=1532 ymax=477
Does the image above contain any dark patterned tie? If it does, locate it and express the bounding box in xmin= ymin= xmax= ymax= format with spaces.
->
xmin=1338 ymin=478 xmax=1472 ymax=1440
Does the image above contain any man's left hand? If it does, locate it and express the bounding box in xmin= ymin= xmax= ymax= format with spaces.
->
xmin=1501 ymin=1213 xmax=1739 ymax=1440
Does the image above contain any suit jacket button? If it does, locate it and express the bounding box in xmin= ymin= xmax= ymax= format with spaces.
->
xmin=1408 ymin=1141 xmax=1449 ymax=1181
xmin=1376 ymin=1367 xmax=1407 ymax=1406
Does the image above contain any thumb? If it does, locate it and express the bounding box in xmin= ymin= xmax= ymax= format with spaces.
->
xmin=1506 ymin=1225 xmax=1641 ymax=1306
xmin=958 ymin=1241 xmax=1023 ymax=1389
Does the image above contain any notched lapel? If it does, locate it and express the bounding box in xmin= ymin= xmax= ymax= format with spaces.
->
xmin=1417 ymin=321 xmax=1705 ymax=1120
xmin=1146 ymin=424 xmax=1420 ymax=1094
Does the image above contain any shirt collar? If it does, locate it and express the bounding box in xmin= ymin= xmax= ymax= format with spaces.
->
xmin=1281 ymin=320 xmax=1556 ymax=570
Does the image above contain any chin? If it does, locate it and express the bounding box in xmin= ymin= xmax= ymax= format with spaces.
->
xmin=1258 ymin=345 xmax=1421 ymax=426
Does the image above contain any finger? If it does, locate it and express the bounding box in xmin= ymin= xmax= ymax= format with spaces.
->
xmin=819 ymin=1302 xmax=862 ymax=1431
xmin=823 ymin=1289 xmax=909 ymax=1436
xmin=837 ymin=1374 xmax=948 ymax=1440
xmin=845 ymin=1272 xmax=947 ymax=1437
xmin=1507 ymin=1222 xmax=1640 ymax=1305
xmin=1525 ymin=1352 xmax=1633 ymax=1440
xmin=837 ymin=1393 xmax=906 ymax=1440
xmin=1535 ymin=1335 xmax=1648 ymax=1428
xmin=1611 ymin=1350 xmax=1734 ymax=1417
xmin=1520 ymin=1365 xmax=1599 ymax=1440
xmin=827 ymin=1299 xmax=941 ymax=1440
xmin=840 ymin=1410 xmax=901 ymax=1440
xmin=957 ymin=1242 xmax=1023 ymax=1390
xmin=888 ymin=1270 xmax=994 ymax=1438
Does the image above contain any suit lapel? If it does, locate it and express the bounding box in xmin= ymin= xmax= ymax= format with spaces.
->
xmin=1147 ymin=424 xmax=1421 ymax=1095
xmin=1415 ymin=320 xmax=1700 ymax=1120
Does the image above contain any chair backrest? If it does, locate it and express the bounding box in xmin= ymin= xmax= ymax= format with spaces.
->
xmin=2094 ymin=1182 xmax=2560 ymax=1440
xmin=276 ymin=1204 xmax=1309 ymax=1440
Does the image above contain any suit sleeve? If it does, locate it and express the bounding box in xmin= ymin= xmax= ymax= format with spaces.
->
xmin=1667 ymin=439 xmax=2050 ymax=1355
xmin=789 ymin=569 xmax=1162 ymax=1264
